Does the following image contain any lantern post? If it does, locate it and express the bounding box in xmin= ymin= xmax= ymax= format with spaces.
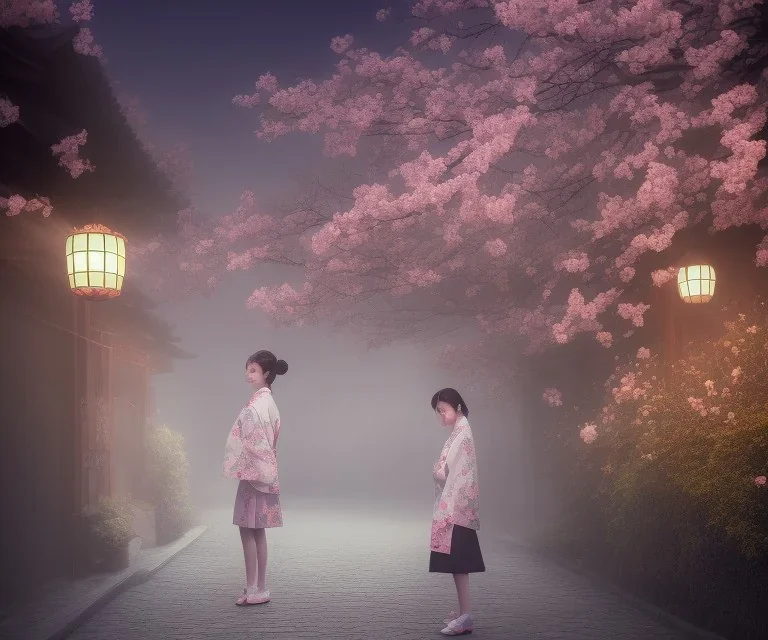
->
xmin=66 ymin=223 xmax=126 ymax=575
xmin=661 ymin=252 xmax=717 ymax=382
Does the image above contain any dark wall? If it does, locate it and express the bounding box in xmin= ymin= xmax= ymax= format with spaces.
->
xmin=0 ymin=271 xmax=77 ymax=610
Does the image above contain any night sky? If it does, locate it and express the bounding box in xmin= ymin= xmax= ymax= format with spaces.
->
xmin=91 ymin=0 xmax=408 ymax=212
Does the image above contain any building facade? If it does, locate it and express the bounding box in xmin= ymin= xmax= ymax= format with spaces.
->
xmin=0 ymin=25 xmax=190 ymax=611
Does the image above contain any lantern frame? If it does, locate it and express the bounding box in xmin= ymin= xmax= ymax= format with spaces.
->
xmin=677 ymin=263 xmax=716 ymax=304
xmin=66 ymin=223 xmax=127 ymax=300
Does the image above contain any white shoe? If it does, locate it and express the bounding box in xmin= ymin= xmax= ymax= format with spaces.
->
xmin=240 ymin=586 xmax=270 ymax=605
xmin=443 ymin=610 xmax=459 ymax=624
xmin=440 ymin=612 xmax=473 ymax=635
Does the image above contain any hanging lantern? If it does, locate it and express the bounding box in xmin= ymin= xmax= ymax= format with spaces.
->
xmin=66 ymin=224 xmax=126 ymax=299
xmin=677 ymin=263 xmax=715 ymax=303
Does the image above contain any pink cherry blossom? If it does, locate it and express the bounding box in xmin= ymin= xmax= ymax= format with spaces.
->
xmin=687 ymin=397 xmax=707 ymax=417
xmin=1 ymin=195 xmax=53 ymax=217
xmin=0 ymin=0 xmax=58 ymax=27
xmin=543 ymin=388 xmax=562 ymax=407
xmin=485 ymin=238 xmax=508 ymax=257
xmin=651 ymin=267 xmax=677 ymax=287
xmin=72 ymin=27 xmax=104 ymax=59
xmin=637 ymin=347 xmax=651 ymax=360
xmin=620 ymin=267 xmax=636 ymax=283
xmin=755 ymin=476 xmax=767 ymax=487
xmin=597 ymin=332 xmax=613 ymax=348
xmin=579 ymin=423 xmax=598 ymax=445
xmin=618 ymin=302 xmax=651 ymax=327
xmin=330 ymin=35 xmax=354 ymax=54
xmin=0 ymin=98 xmax=19 ymax=126
xmin=69 ymin=0 xmax=93 ymax=22
xmin=51 ymin=130 xmax=94 ymax=178
xmin=757 ymin=236 xmax=768 ymax=267
xmin=556 ymin=251 xmax=590 ymax=273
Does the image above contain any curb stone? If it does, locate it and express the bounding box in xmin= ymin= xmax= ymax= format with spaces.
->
xmin=0 ymin=525 xmax=208 ymax=640
xmin=51 ymin=525 xmax=209 ymax=640
xmin=493 ymin=534 xmax=730 ymax=640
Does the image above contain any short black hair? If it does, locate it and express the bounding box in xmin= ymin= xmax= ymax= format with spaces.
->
xmin=246 ymin=350 xmax=289 ymax=386
xmin=431 ymin=388 xmax=469 ymax=418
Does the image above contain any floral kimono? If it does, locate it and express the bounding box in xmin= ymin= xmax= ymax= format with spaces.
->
xmin=431 ymin=416 xmax=480 ymax=554
xmin=222 ymin=387 xmax=281 ymax=494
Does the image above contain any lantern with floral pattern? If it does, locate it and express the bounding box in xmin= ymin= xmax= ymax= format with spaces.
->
xmin=66 ymin=224 xmax=126 ymax=299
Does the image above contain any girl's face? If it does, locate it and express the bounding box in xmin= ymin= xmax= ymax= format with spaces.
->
xmin=435 ymin=401 xmax=461 ymax=428
xmin=245 ymin=361 xmax=269 ymax=389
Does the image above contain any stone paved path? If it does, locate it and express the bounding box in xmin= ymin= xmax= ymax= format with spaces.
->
xmin=67 ymin=501 xmax=688 ymax=640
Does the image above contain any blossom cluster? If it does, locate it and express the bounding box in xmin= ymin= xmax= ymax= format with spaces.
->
xmin=576 ymin=308 xmax=768 ymax=490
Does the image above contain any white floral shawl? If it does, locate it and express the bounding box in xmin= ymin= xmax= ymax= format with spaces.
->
xmin=222 ymin=387 xmax=281 ymax=494
xmin=430 ymin=416 xmax=480 ymax=553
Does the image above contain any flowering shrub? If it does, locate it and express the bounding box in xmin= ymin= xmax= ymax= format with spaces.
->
xmin=146 ymin=424 xmax=193 ymax=544
xmin=576 ymin=307 xmax=768 ymax=558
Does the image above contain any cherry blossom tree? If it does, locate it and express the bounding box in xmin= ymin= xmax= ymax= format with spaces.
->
xmin=160 ymin=0 xmax=768 ymax=374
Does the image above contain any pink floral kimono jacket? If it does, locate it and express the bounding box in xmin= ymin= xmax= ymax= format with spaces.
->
xmin=222 ymin=387 xmax=281 ymax=494
xmin=431 ymin=416 xmax=480 ymax=554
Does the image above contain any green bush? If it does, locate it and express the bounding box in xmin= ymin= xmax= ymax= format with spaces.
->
xmin=145 ymin=424 xmax=193 ymax=544
xmin=83 ymin=496 xmax=135 ymax=548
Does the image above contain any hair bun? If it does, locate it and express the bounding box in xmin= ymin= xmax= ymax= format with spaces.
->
xmin=275 ymin=359 xmax=288 ymax=376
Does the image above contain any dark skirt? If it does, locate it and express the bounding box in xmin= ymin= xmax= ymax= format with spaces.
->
xmin=429 ymin=525 xmax=486 ymax=574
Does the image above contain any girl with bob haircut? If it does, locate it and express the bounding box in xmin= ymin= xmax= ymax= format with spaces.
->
xmin=429 ymin=387 xmax=485 ymax=636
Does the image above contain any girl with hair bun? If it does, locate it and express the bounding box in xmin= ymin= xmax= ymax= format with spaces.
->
xmin=429 ymin=387 xmax=485 ymax=636
xmin=223 ymin=350 xmax=289 ymax=606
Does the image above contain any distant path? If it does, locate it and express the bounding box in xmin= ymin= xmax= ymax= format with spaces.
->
xmin=68 ymin=502 xmax=688 ymax=639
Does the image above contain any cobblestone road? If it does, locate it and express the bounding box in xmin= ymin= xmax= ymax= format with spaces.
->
xmin=68 ymin=501 xmax=688 ymax=640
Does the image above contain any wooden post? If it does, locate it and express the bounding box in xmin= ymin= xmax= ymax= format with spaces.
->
xmin=72 ymin=296 xmax=89 ymax=576
xmin=661 ymin=280 xmax=679 ymax=384
xmin=138 ymin=354 xmax=150 ymax=501
xmin=103 ymin=330 xmax=114 ymax=499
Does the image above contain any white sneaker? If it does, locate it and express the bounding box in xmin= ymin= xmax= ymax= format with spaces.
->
xmin=440 ymin=612 xmax=473 ymax=635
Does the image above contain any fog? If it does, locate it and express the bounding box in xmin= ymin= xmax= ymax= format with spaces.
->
xmin=151 ymin=270 xmax=540 ymax=540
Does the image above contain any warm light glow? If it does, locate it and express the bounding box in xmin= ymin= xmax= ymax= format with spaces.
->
xmin=66 ymin=224 xmax=126 ymax=299
xmin=677 ymin=264 xmax=715 ymax=303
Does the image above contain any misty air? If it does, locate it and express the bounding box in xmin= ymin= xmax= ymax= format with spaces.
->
xmin=1 ymin=2 xmax=767 ymax=640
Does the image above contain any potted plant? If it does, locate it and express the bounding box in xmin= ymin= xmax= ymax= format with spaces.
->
xmin=82 ymin=497 xmax=136 ymax=572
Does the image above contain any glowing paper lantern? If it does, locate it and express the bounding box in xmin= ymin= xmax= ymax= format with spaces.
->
xmin=66 ymin=224 xmax=126 ymax=299
xmin=677 ymin=264 xmax=715 ymax=304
